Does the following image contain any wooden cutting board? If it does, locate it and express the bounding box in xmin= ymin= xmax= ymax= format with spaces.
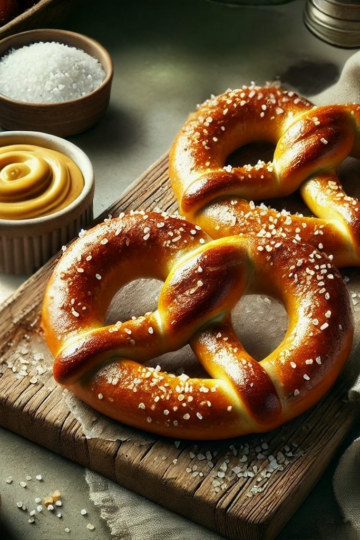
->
xmin=0 ymin=153 xmax=358 ymax=540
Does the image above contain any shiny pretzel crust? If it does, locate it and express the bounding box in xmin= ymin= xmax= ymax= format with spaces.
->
xmin=43 ymin=212 xmax=353 ymax=440
xmin=169 ymin=85 xmax=360 ymax=267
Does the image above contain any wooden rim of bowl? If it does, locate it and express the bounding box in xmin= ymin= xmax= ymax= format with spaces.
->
xmin=0 ymin=131 xmax=94 ymax=229
xmin=0 ymin=28 xmax=113 ymax=108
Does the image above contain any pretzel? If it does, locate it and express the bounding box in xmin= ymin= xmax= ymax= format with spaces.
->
xmin=169 ymin=84 xmax=360 ymax=267
xmin=42 ymin=211 xmax=353 ymax=440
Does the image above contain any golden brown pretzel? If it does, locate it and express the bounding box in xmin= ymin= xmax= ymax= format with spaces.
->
xmin=43 ymin=212 xmax=353 ymax=440
xmin=169 ymin=84 xmax=360 ymax=267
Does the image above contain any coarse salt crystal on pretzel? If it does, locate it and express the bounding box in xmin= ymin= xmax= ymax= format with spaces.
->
xmin=42 ymin=212 xmax=353 ymax=440
xmin=170 ymin=83 xmax=360 ymax=267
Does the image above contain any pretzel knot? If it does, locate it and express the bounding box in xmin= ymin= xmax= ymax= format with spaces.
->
xmin=170 ymin=84 xmax=360 ymax=267
xmin=43 ymin=212 xmax=353 ymax=440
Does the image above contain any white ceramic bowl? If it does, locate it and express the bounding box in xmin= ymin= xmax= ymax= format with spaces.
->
xmin=0 ymin=131 xmax=94 ymax=274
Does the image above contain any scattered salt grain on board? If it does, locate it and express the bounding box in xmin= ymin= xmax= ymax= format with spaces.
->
xmin=0 ymin=42 xmax=106 ymax=103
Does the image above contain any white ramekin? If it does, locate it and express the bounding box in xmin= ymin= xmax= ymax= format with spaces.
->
xmin=0 ymin=131 xmax=94 ymax=275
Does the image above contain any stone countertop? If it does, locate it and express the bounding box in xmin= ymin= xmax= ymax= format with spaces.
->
xmin=0 ymin=1 xmax=359 ymax=539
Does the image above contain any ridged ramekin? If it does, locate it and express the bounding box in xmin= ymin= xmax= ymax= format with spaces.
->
xmin=0 ymin=131 xmax=94 ymax=275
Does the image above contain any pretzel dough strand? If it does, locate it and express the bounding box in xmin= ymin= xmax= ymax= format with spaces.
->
xmin=43 ymin=212 xmax=353 ymax=440
xmin=169 ymin=85 xmax=360 ymax=267
xmin=196 ymin=198 xmax=349 ymax=268
xmin=172 ymin=85 xmax=312 ymax=214
xmin=300 ymin=174 xmax=360 ymax=262
xmin=42 ymin=212 xmax=210 ymax=353
xmin=53 ymin=312 xmax=162 ymax=385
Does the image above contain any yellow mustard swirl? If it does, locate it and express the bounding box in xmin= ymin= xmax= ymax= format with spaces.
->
xmin=0 ymin=144 xmax=84 ymax=220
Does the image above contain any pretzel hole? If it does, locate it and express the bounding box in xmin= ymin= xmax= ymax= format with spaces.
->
xmin=105 ymin=278 xmax=163 ymax=326
xmin=146 ymin=345 xmax=208 ymax=379
xmin=225 ymin=141 xmax=275 ymax=168
xmin=338 ymin=156 xmax=360 ymax=199
xmin=233 ymin=294 xmax=288 ymax=361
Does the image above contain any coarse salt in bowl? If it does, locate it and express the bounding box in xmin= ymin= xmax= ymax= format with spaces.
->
xmin=0 ymin=29 xmax=113 ymax=137
xmin=0 ymin=41 xmax=106 ymax=104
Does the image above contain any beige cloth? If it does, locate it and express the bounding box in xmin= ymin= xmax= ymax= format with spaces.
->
xmin=86 ymin=470 xmax=225 ymax=540
xmin=313 ymin=52 xmax=360 ymax=106
xmin=333 ymin=434 xmax=360 ymax=540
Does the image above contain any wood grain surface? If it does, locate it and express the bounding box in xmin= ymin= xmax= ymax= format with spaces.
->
xmin=0 ymin=154 xmax=358 ymax=540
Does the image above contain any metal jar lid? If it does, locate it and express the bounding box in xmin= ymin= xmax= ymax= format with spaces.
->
xmin=304 ymin=0 xmax=360 ymax=48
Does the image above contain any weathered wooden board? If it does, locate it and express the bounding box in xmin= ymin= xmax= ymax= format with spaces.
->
xmin=0 ymin=154 xmax=358 ymax=540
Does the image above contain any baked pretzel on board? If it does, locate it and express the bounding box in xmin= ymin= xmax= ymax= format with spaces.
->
xmin=169 ymin=84 xmax=360 ymax=268
xmin=43 ymin=212 xmax=353 ymax=440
